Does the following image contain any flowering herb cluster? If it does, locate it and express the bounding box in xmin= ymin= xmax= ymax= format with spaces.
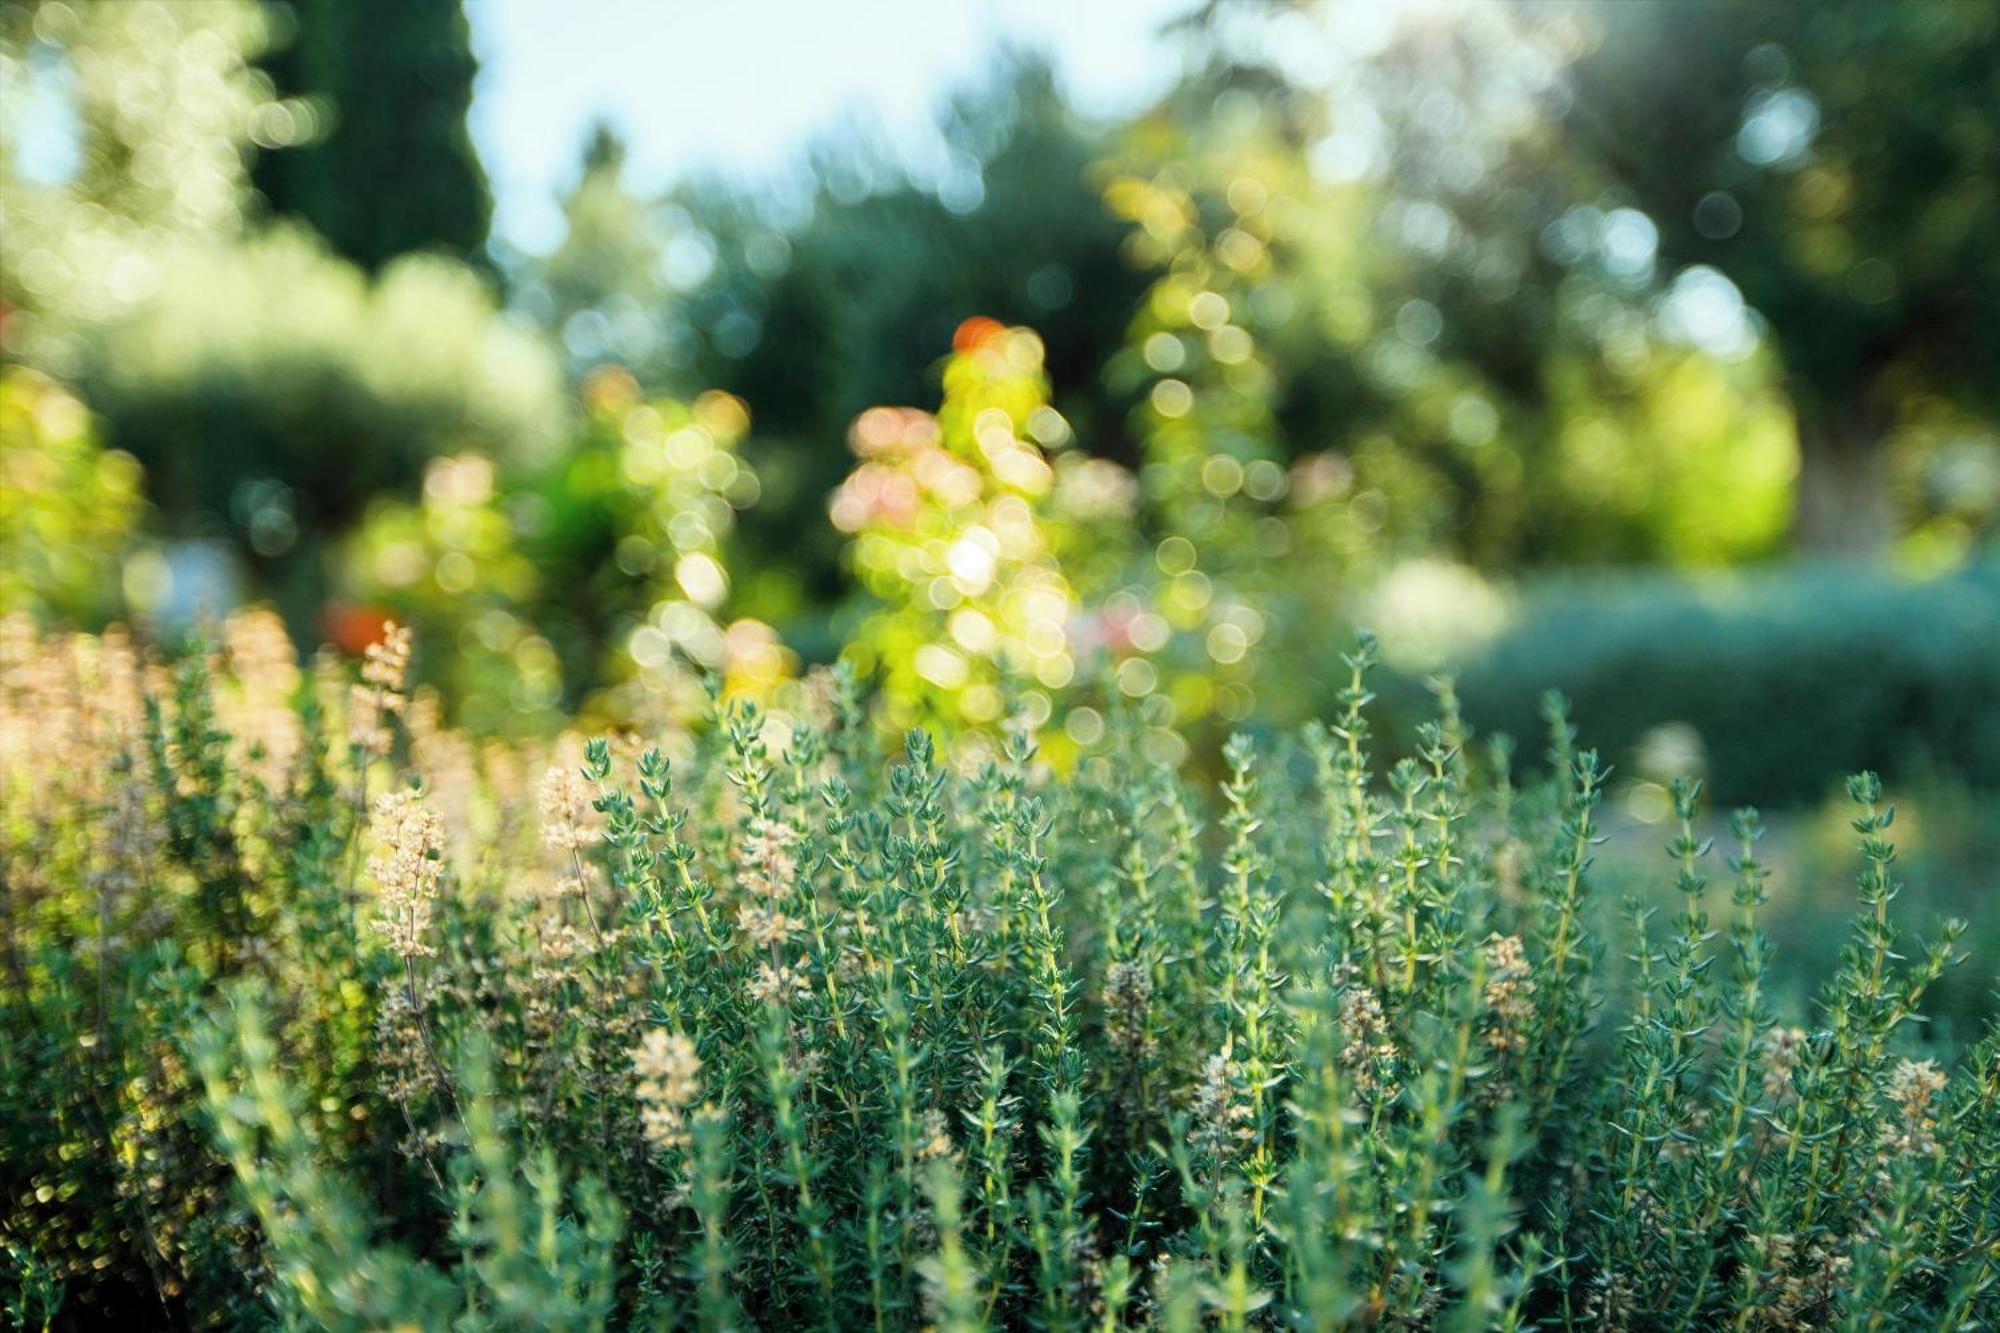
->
xmin=1 ymin=615 xmax=1994 ymax=1330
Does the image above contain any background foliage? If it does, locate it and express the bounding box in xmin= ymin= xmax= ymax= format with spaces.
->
xmin=2 ymin=0 xmax=1995 ymax=839
xmin=5 ymin=0 xmax=2000 ymax=1324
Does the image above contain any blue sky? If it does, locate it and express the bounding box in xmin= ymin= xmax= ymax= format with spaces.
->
xmin=467 ymin=0 xmax=1194 ymax=254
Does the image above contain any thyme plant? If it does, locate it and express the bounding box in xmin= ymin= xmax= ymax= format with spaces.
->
xmin=1 ymin=615 xmax=1994 ymax=1329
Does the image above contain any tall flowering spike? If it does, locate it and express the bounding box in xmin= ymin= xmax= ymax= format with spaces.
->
xmin=1325 ymin=962 xmax=1397 ymax=1100
xmin=633 ymin=1029 xmax=702 ymax=1152
xmin=735 ymin=903 xmax=801 ymax=950
xmin=748 ymin=961 xmax=808 ymax=1006
xmin=222 ymin=606 xmax=303 ymax=787
xmin=406 ymin=689 xmax=478 ymax=842
xmin=361 ymin=622 xmax=414 ymax=695
xmin=1191 ymin=1050 xmax=1252 ymax=1149
xmin=369 ymin=787 xmax=445 ymax=958
xmin=1103 ymin=960 xmax=1156 ymax=1062
xmin=741 ymin=816 xmax=796 ymax=900
xmin=349 ymin=621 xmax=412 ymax=758
xmin=1761 ymin=1026 xmax=1807 ymax=1104
xmin=539 ymin=764 xmax=599 ymax=854
xmin=1881 ymin=1058 xmax=1946 ymax=1157
xmin=1482 ymin=933 xmax=1536 ymax=1054
xmin=917 ymin=1108 xmax=957 ymax=1163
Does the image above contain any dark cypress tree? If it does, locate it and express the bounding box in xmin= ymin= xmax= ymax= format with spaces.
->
xmin=255 ymin=0 xmax=491 ymax=270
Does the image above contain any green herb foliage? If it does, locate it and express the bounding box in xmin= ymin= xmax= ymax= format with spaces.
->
xmin=1 ymin=619 xmax=1994 ymax=1330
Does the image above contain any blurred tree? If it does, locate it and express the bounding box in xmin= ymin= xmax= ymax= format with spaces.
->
xmin=2 ymin=0 xmax=543 ymax=636
xmin=82 ymin=227 xmax=560 ymax=631
xmin=514 ymin=121 xmax=679 ymax=387
xmin=670 ymin=54 xmax=1155 ymax=628
xmin=0 ymin=0 xmax=282 ymax=364
xmin=1101 ymin=2 xmax=1797 ymax=590
xmin=1554 ymin=0 xmax=2000 ymax=554
xmin=1330 ymin=1 xmax=1806 ymax=566
xmin=253 ymin=0 xmax=490 ymax=270
xmin=0 ymin=366 xmax=147 ymax=625
xmin=1304 ymin=0 xmax=2000 ymax=559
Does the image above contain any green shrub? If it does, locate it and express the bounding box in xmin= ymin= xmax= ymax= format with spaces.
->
xmin=81 ymin=227 xmax=562 ymax=545
xmin=337 ymin=371 xmax=769 ymax=735
xmin=1 ymin=618 xmax=1995 ymax=1329
xmin=0 ymin=367 xmax=147 ymax=625
xmin=1449 ymin=561 xmax=2000 ymax=806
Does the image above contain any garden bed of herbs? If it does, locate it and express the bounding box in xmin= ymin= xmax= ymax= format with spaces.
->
xmin=2 ymin=613 xmax=1995 ymax=1330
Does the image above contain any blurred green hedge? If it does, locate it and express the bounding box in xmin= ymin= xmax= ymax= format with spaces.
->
xmin=1448 ymin=561 xmax=2000 ymax=806
xmin=82 ymin=227 xmax=562 ymax=540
